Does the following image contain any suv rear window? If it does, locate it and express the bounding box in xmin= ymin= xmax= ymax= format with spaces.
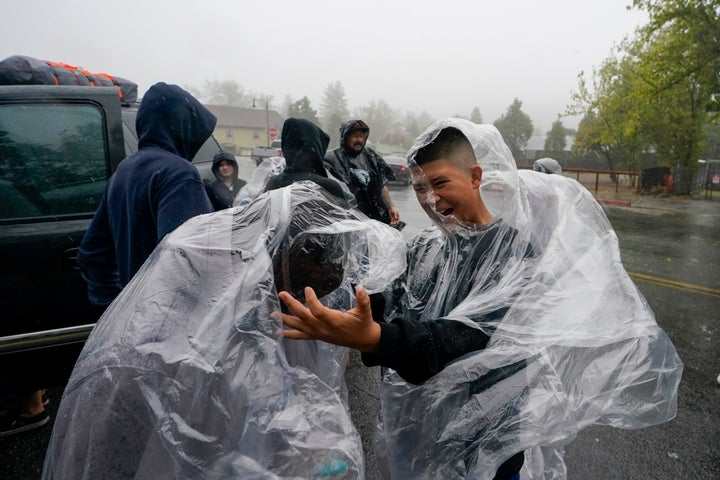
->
xmin=0 ymin=103 xmax=107 ymax=220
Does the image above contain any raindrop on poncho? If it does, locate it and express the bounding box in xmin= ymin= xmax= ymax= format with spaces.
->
xmin=374 ymin=119 xmax=683 ymax=479
xmin=42 ymin=182 xmax=406 ymax=479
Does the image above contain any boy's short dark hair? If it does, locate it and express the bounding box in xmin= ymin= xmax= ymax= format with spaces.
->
xmin=413 ymin=127 xmax=475 ymax=167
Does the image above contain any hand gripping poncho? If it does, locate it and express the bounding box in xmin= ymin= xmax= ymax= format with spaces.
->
xmin=42 ymin=182 xmax=406 ymax=479
xmin=375 ymin=119 xmax=683 ymax=479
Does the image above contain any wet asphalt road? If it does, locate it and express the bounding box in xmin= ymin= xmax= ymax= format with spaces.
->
xmin=2 ymin=162 xmax=718 ymax=479
xmin=563 ymin=200 xmax=720 ymax=480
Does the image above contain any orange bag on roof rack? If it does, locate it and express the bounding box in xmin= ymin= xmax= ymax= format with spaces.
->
xmin=0 ymin=55 xmax=138 ymax=105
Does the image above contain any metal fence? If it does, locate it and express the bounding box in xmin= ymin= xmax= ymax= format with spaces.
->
xmin=519 ymin=166 xmax=642 ymax=200
xmin=521 ymin=162 xmax=720 ymax=200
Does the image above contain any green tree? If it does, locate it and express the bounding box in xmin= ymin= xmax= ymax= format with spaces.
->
xmin=544 ymin=118 xmax=567 ymax=161
xmin=572 ymin=112 xmax=606 ymax=163
xmin=702 ymin=120 xmax=720 ymax=159
xmin=287 ymin=96 xmax=320 ymax=125
xmin=281 ymin=95 xmax=294 ymax=118
xmin=493 ymin=98 xmax=533 ymax=162
xmin=354 ymin=99 xmax=398 ymax=146
xmin=470 ymin=107 xmax=483 ymax=124
xmin=633 ymin=0 xmax=720 ymax=113
xmin=570 ymin=1 xmax=720 ymax=192
xmin=568 ymin=45 xmax=651 ymax=173
xmin=631 ymin=0 xmax=719 ymax=192
xmin=320 ymin=81 xmax=350 ymax=147
xmin=403 ymin=111 xmax=435 ymax=149
xmin=202 ymin=79 xmax=249 ymax=106
xmin=183 ymin=84 xmax=203 ymax=100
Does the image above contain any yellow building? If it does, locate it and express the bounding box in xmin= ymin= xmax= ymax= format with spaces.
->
xmin=206 ymin=105 xmax=284 ymax=155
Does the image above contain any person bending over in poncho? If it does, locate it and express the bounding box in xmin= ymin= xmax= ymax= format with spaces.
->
xmin=42 ymin=182 xmax=406 ymax=480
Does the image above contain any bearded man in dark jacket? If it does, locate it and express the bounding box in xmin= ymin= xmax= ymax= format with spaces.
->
xmin=324 ymin=119 xmax=401 ymax=225
xmin=78 ymin=82 xmax=216 ymax=307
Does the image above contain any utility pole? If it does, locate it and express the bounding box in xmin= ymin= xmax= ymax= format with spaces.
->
xmin=252 ymin=98 xmax=270 ymax=146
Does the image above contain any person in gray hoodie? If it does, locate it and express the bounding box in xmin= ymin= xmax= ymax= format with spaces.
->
xmin=206 ymin=151 xmax=247 ymax=210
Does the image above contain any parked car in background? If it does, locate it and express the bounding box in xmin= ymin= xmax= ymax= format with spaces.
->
xmin=384 ymin=155 xmax=412 ymax=186
xmin=251 ymin=139 xmax=282 ymax=166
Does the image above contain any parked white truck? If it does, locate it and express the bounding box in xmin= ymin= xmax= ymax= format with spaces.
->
xmin=251 ymin=139 xmax=282 ymax=166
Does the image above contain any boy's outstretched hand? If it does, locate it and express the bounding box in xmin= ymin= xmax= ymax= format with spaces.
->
xmin=278 ymin=286 xmax=381 ymax=353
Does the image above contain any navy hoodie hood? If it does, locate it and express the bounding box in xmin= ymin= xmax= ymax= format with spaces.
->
xmin=136 ymin=82 xmax=217 ymax=160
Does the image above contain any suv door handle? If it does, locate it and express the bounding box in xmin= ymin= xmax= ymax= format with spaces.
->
xmin=65 ymin=247 xmax=80 ymax=270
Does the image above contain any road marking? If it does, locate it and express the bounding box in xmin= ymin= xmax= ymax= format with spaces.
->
xmin=629 ymin=272 xmax=720 ymax=299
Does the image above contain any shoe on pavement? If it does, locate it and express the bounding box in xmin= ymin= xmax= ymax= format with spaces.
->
xmin=0 ymin=410 xmax=50 ymax=438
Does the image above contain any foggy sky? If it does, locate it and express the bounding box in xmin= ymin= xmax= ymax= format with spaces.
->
xmin=2 ymin=0 xmax=647 ymax=132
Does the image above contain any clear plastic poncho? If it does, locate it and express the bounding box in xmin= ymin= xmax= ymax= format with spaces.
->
xmin=375 ymin=119 xmax=683 ymax=479
xmin=42 ymin=181 xmax=406 ymax=480
xmin=233 ymin=156 xmax=286 ymax=207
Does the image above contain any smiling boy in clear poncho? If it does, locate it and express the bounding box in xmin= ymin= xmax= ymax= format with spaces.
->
xmin=279 ymin=119 xmax=683 ymax=480
xmin=41 ymin=182 xmax=406 ymax=479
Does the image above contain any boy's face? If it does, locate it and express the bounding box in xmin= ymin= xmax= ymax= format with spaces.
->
xmin=217 ymin=160 xmax=235 ymax=179
xmin=412 ymin=158 xmax=484 ymax=226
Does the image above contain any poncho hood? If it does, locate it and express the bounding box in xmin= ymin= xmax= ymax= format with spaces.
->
xmin=407 ymin=119 xmax=525 ymax=235
xmin=533 ymin=157 xmax=563 ymax=174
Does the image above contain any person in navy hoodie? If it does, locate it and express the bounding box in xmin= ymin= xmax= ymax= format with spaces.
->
xmin=78 ymin=82 xmax=217 ymax=308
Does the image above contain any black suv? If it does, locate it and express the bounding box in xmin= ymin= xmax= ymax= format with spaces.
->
xmin=0 ymin=86 xmax=219 ymax=392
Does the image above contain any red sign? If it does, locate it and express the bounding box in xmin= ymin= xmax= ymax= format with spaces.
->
xmin=269 ymin=127 xmax=278 ymax=139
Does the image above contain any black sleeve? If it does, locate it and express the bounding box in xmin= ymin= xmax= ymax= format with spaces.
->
xmin=205 ymin=184 xmax=224 ymax=211
xmin=361 ymin=316 xmax=490 ymax=385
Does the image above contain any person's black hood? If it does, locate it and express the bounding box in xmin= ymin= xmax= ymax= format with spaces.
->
xmin=136 ymin=82 xmax=217 ymax=161
xmin=281 ymin=118 xmax=330 ymax=176
xmin=211 ymin=151 xmax=239 ymax=180
xmin=339 ymin=119 xmax=369 ymax=155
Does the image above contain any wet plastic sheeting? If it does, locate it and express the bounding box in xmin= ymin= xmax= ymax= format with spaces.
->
xmin=376 ymin=119 xmax=683 ymax=480
xmin=42 ymin=182 xmax=406 ymax=479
